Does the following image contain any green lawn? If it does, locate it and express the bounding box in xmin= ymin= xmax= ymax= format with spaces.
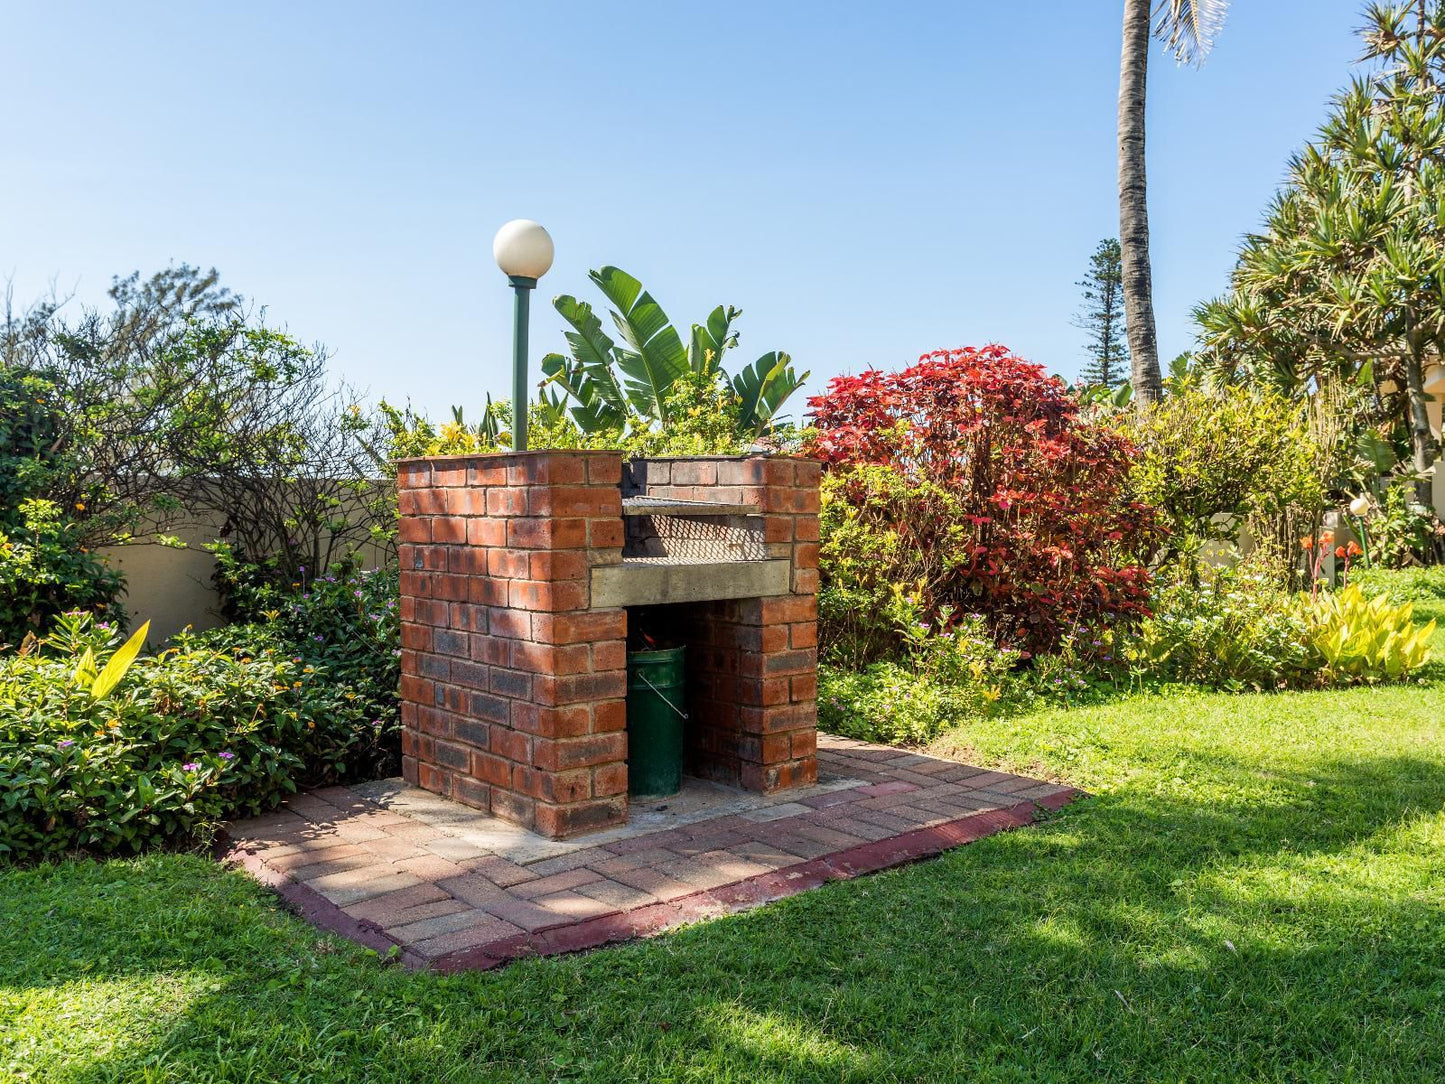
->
xmin=4 ymin=599 xmax=1444 ymax=1082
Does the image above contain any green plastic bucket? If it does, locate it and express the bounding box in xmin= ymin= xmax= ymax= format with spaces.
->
xmin=626 ymin=646 xmax=687 ymax=799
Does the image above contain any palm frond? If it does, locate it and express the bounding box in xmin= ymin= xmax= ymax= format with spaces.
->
xmin=1153 ymin=0 xmax=1228 ymax=66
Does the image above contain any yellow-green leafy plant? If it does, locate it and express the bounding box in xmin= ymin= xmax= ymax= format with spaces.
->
xmin=1306 ymin=585 xmax=1435 ymax=682
xmin=71 ymin=619 xmax=150 ymax=699
xmin=1123 ymin=383 xmax=1324 ymax=574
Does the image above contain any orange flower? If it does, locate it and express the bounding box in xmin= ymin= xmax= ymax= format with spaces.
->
xmin=1335 ymin=545 xmax=1347 ymax=559
xmin=1347 ymin=540 xmax=1363 ymax=557
xmin=1319 ymin=530 xmax=1335 ymax=547
xmin=1301 ymin=536 xmax=1315 ymax=550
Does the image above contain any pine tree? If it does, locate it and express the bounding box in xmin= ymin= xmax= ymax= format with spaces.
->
xmin=1074 ymin=238 xmax=1130 ymax=389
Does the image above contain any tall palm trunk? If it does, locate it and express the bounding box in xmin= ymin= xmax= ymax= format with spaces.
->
xmin=1118 ymin=0 xmax=1163 ymax=409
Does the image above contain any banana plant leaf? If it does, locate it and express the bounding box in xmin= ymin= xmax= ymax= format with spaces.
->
xmin=688 ymin=305 xmax=740 ymax=375
xmin=542 ymin=295 xmax=630 ymax=433
xmin=590 ymin=267 xmax=688 ymax=423
xmin=551 ymin=296 xmax=629 ymax=412
xmin=540 ymin=352 xmax=629 ymax=434
xmin=731 ymin=351 xmax=810 ymax=438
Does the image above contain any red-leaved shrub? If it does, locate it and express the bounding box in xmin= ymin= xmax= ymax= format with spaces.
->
xmin=808 ymin=345 xmax=1158 ymax=652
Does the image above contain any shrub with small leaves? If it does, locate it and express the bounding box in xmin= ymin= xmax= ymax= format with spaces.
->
xmin=818 ymin=663 xmax=967 ymax=746
xmin=0 ymin=612 xmax=319 ymax=859
xmin=0 ymin=365 xmax=125 ymax=644
xmin=209 ymin=545 xmax=400 ymax=781
xmin=1123 ymin=565 xmax=1319 ymax=691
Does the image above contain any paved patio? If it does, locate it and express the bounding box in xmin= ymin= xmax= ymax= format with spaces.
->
xmin=222 ymin=734 xmax=1079 ymax=971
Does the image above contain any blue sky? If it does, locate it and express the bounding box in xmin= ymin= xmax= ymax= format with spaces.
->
xmin=3 ymin=1 xmax=1366 ymax=421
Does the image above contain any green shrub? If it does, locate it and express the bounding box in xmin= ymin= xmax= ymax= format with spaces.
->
xmin=0 ymin=367 xmax=125 ymax=644
xmin=0 ymin=613 xmax=318 ymax=859
xmin=1122 ymin=564 xmax=1437 ymax=690
xmin=818 ymin=610 xmax=1019 ymax=744
xmin=209 ymin=546 xmax=400 ymax=780
xmin=1123 ymin=566 xmax=1318 ymax=691
xmin=1123 ymin=384 xmax=1323 ymax=572
xmin=1362 ymin=483 xmax=1445 ymax=569
xmin=818 ymin=663 xmax=968 ymax=745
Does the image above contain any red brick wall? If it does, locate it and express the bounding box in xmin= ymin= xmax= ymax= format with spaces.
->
xmin=397 ymin=451 xmax=629 ymax=839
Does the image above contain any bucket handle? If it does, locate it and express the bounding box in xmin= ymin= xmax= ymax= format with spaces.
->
xmin=636 ymin=671 xmax=688 ymax=720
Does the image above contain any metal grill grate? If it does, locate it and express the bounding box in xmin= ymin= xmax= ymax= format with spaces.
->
xmin=623 ymin=512 xmax=768 ymax=563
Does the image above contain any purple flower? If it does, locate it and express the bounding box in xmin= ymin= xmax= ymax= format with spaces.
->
xmin=219 ymin=751 xmax=235 ymax=761
xmin=182 ymin=761 xmax=201 ymax=772
xmin=57 ymin=739 xmax=75 ymax=749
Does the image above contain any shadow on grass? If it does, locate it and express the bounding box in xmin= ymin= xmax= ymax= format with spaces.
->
xmin=4 ymin=748 xmax=1444 ymax=1082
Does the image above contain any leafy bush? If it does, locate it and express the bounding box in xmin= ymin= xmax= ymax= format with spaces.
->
xmin=1123 ymin=566 xmax=1319 ymax=691
xmin=1123 ymin=564 xmax=1436 ymax=691
xmin=1124 ymin=383 xmax=1324 ymax=569
xmin=3 ymin=266 xmax=391 ymax=585
xmin=819 ymin=616 xmax=1117 ymax=744
xmin=1306 ymin=585 xmax=1435 ymax=683
xmin=816 ymin=466 xmax=941 ymax=666
xmin=540 ymin=267 xmax=807 ymax=444
xmin=0 ymin=367 xmax=125 ymax=644
xmin=0 ymin=613 xmax=319 ymax=859
xmin=818 ymin=663 xmax=968 ymax=745
xmin=0 ymin=498 xmax=124 ymax=648
xmin=808 ymin=346 xmax=1158 ymax=653
xmin=1362 ymin=483 xmax=1445 ymax=569
xmin=210 ymin=547 xmax=400 ymax=781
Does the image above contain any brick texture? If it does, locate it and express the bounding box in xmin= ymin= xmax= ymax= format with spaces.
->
xmin=398 ymin=451 xmax=628 ymax=838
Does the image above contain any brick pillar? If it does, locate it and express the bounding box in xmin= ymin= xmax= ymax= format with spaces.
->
xmin=653 ymin=456 xmax=821 ymax=792
xmin=396 ymin=451 xmax=629 ymax=839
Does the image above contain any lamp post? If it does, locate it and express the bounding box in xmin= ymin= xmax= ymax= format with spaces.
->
xmin=492 ymin=219 xmax=554 ymax=451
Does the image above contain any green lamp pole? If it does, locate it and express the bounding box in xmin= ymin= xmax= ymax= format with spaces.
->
xmin=492 ymin=219 xmax=555 ymax=452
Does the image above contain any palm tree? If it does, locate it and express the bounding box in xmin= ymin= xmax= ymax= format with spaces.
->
xmin=1118 ymin=0 xmax=1228 ymax=410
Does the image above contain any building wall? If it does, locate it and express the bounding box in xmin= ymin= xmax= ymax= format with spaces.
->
xmin=99 ymin=499 xmax=390 ymax=643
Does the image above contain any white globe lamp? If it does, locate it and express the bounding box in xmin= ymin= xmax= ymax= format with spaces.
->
xmin=492 ymin=219 xmax=554 ymax=450
xmin=493 ymin=219 xmax=554 ymax=282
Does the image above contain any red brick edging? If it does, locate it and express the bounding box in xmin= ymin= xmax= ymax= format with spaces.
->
xmin=222 ymin=787 xmax=1081 ymax=972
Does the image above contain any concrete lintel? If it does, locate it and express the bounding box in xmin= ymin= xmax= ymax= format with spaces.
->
xmin=590 ymin=559 xmax=790 ymax=607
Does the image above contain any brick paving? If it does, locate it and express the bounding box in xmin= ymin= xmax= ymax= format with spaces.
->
xmin=222 ymin=733 xmax=1078 ymax=971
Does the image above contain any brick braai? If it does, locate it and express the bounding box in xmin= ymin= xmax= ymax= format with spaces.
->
xmin=396 ymin=451 xmax=820 ymax=840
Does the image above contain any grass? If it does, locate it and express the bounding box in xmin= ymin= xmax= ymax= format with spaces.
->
xmin=3 ymin=592 xmax=1444 ymax=1081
